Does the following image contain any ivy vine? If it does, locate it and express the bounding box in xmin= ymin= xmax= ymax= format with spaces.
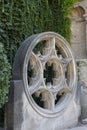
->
xmin=0 ymin=0 xmax=79 ymax=107
xmin=0 ymin=0 xmax=79 ymax=64
xmin=0 ymin=43 xmax=11 ymax=107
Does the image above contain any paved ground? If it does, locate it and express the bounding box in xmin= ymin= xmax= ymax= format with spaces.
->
xmin=65 ymin=125 xmax=87 ymax=130
xmin=0 ymin=125 xmax=87 ymax=130
xmin=67 ymin=126 xmax=87 ymax=130
xmin=0 ymin=128 xmax=4 ymax=130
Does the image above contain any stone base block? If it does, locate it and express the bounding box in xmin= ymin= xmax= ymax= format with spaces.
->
xmin=5 ymin=80 xmax=80 ymax=130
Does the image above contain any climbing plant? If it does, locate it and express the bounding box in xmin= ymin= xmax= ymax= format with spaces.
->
xmin=0 ymin=43 xmax=11 ymax=107
xmin=0 ymin=0 xmax=79 ymax=108
xmin=0 ymin=0 xmax=79 ymax=64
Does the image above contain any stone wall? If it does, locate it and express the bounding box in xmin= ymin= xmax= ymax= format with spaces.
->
xmin=70 ymin=0 xmax=87 ymax=120
xmin=70 ymin=0 xmax=87 ymax=59
xmin=70 ymin=0 xmax=87 ymax=121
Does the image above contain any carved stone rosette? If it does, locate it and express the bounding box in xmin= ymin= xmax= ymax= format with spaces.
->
xmin=12 ymin=32 xmax=80 ymax=130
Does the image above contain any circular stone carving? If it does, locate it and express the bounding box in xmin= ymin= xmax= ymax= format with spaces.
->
xmin=13 ymin=32 xmax=77 ymax=117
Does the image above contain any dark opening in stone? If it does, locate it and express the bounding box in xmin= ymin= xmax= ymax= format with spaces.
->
xmin=33 ymin=40 xmax=46 ymax=55
xmin=32 ymin=93 xmax=44 ymax=108
xmin=44 ymin=63 xmax=55 ymax=85
xmin=55 ymin=93 xmax=64 ymax=105
xmin=27 ymin=62 xmax=33 ymax=85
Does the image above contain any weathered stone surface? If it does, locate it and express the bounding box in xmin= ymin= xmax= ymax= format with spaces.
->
xmin=5 ymin=32 xmax=80 ymax=130
xmin=70 ymin=0 xmax=87 ymax=59
xmin=65 ymin=125 xmax=87 ymax=130
xmin=5 ymin=80 xmax=24 ymax=130
xmin=77 ymin=59 xmax=87 ymax=119
xmin=6 ymin=81 xmax=80 ymax=130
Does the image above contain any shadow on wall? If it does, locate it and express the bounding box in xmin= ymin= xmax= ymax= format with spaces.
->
xmin=0 ymin=107 xmax=4 ymax=128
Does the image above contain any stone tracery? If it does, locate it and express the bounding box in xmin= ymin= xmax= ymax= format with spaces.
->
xmin=21 ymin=32 xmax=77 ymax=116
xmin=6 ymin=32 xmax=81 ymax=130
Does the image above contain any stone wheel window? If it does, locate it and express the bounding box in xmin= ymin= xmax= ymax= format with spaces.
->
xmin=13 ymin=32 xmax=77 ymax=117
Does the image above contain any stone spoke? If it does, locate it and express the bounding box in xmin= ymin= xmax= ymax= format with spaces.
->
xmin=49 ymin=77 xmax=71 ymax=94
xmin=57 ymin=79 xmax=71 ymax=96
xmin=29 ymin=87 xmax=37 ymax=95
xmin=29 ymin=79 xmax=46 ymax=95
xmin=29 ymin=81 xmax=41 ymax=95
xmin=61 ymin=57 xmax=72 ymax=71
xmin=62 ymin=57 xmax=72 ymax=64
xmin=43 ymin=40 xmax=51 ymax=55
xmin=46 ymin=82 xmax=52 ymax=89
xmin=50 ymin=37 xmax=57 ymax=57
xmin=50 ymin=37 xmax=56 ymax=50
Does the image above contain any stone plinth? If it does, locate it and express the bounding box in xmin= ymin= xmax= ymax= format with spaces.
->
xmin=5 ymin=80 xmax=80 ymax=130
